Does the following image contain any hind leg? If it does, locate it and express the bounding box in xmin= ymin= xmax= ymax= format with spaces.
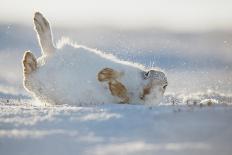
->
xmin=22 ymin=51 xmax=37 ymax=91
xmin=98 ymin=68 xmax=129 ymax=103
xmin=22 ymin=51 xmax=37 ymax=77
xmin=34 ymin=12 xmax=55 ymax=55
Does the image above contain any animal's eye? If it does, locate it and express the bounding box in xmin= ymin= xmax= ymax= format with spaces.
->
xmin=144 ymin=71 xmax=150 ymax=79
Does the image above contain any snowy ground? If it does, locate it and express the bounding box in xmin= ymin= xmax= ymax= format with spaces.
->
xmin=0 ymin=25 xmax=232 ymax=155
xmin=0 ymin=96 xmax=232 ymax=155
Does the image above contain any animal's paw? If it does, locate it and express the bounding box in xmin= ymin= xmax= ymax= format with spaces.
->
xmin=34 ymin=12 xmax=50 ymax=34
xmin=22 ymin=51 xmax=37 ymax=77
xmin=98 ymin=68 xmax=124 ymax=82
xmin=109 ymin=80 xmax=129 ymax=103
xmin=98 ymin=68 xmax=129 ymax=103
xmin=140 ymin=83 xmax=152 ymax=100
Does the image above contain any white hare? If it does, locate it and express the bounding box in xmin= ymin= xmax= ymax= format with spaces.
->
xmin=22 ymin=12 xmax=168 ymax=105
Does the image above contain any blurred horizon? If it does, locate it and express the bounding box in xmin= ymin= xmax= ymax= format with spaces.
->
xmin=1 ymin=0 xmax=232 ymax=32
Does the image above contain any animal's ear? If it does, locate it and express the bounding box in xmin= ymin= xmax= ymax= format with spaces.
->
xmin=22 ymin=51 xmax=37 ymax=78
xmin=34 ymin=12 xmax=55 ymax=56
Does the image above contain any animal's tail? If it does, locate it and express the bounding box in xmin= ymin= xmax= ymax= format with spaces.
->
xmin=34 ymin=12 xmax=55 ymax=56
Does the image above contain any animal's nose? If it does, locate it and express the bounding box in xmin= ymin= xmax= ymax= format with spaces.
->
xmin=163 ymin=84 xmax=167 ymax=90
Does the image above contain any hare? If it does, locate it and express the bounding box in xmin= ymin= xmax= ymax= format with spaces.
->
xmin=22 ymin=12 xmax=168 ymax=105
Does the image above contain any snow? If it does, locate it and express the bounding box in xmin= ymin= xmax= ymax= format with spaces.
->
xmin=0 ymin=25 xmax=232 ymax=155
xmin=1 ymin=91 xmax=232 ymax=155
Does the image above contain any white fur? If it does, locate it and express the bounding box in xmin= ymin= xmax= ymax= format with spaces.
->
xmin=23 ymin=12 xmax=168 ymax=106
xmin=34 ymin=12 xmax=55 ymax=56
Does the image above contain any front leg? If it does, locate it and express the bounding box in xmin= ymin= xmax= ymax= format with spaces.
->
xmin=109 ymin=80 xmax=129 ymax=103
xmin=98 ymin=68 xmax=129 ymax=103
